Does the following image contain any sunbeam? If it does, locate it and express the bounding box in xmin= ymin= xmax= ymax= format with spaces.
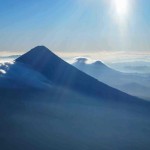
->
xmin=113 ymin=0 xmax=129 ymax=17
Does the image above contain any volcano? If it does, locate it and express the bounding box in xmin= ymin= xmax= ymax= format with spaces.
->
xmin=15 ymin=46 xmax=140 ymax=101
xmin=0 ymin=46 xmax=150 ymax=150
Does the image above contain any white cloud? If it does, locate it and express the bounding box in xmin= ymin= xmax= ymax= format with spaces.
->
xmin=56 ymin=51 xmax=150 ymax=63
xmin=0 ymin=69 xmax=6 ymax=74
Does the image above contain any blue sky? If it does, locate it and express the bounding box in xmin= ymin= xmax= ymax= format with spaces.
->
xmin=0 ymin=0 xmax=150 ymax=54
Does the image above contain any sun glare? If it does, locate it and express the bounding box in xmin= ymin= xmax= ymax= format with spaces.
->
xmin=113 ymin=0 xmax=129 ymax=16
xmin=109 ymin=0 xmax=131 ymax=27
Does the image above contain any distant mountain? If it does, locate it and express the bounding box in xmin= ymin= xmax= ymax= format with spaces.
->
xmin=73 ymin=57 xmax=122 ymax=77
xmin=73 ymin=57 xmax=150 ymax=100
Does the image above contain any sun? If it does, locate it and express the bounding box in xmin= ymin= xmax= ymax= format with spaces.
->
xmin=112 ymin=0 xmax=129 ymax=18
xmin=109 ymin=0 xmax=131 ymax=26
xmin=113 ymin=0 xmax=129 ymax=17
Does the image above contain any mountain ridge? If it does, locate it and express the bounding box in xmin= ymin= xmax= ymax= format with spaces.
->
xmin=15 ymin=46 xmax=143 ymax=102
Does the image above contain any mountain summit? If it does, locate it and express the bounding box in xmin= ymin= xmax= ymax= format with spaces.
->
xmin=16 ymin=45 xmax=68 ymax=81
xmin=16 ymin=46 xmax=61 ymax=67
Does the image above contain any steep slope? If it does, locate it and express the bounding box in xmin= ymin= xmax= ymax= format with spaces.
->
xmin=16 ymin=46 xmax=140 ymax=101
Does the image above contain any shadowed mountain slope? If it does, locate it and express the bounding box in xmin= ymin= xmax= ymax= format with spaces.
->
xmin=16 ymin=46 xmax=141 ymax=102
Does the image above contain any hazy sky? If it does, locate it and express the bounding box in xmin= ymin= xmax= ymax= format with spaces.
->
xmin=0 ymin=0 xmax=150 ymax=54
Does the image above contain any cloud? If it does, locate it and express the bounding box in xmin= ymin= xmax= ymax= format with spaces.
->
xmin=72 ymin=57 xmax=97 ymax=64
xmin=0 ymin=69 xmax=6 ymax=74
xmin=0 ymin=55 xmax=20 ymax=63
xmin=75 ymin=57 xmax=88 ymax=63
xmin=0 ymin=49 xmax=150 ymax=64
xmin=56 ymin=50 xmax=150 ymax=64
xmin=0 ymin=61 xmax=14 ymax=74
